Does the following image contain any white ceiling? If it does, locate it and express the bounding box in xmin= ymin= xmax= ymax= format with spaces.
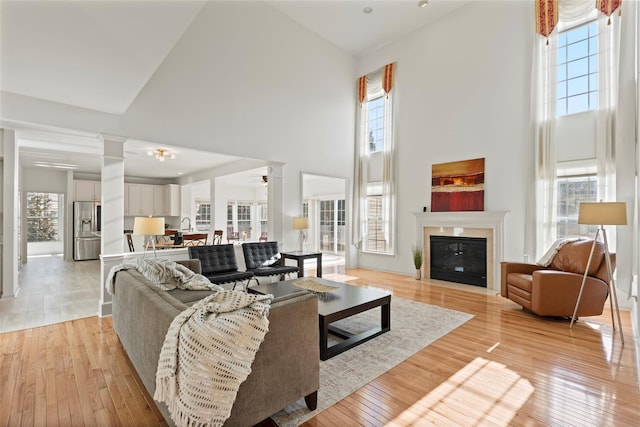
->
xmin=0 ymin=0 xmax=206 ymax=114
xmin=2 ymin=0 xmax=470 ymax=178
xmin=268 ymin=0 xmax=471 ymax=57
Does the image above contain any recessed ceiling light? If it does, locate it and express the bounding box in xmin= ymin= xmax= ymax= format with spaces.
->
xmin=418 ymin=0 xmax=429 ymax=8
xmin=363 ymin=6 xmax=373 ymax=14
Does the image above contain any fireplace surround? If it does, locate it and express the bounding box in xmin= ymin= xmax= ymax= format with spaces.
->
xmin=413 ymin=211 xmax=508 ymax=291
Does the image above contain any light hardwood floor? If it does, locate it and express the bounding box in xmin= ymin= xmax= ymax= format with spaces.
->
xmin=1 ymin=265 xmax=638 ymax=426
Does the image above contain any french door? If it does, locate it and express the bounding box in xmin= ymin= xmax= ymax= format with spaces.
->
xmin=319 ymin=199 xmax=345 ymax=255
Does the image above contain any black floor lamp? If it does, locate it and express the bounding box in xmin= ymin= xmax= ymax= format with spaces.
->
xmin=570 ymin=202 xmax=627 ymax=344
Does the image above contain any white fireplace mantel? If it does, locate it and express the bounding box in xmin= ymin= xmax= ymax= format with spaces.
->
xmin=413 ymin=211 xmax=509 ymax=291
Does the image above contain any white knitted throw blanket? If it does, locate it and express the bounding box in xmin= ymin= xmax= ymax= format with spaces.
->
xmin=536 ymin=237 xmax=585 ymax=266
xmin=154 ymin=289 xmax=273 ymax=427
xmin=105 ymin=258 xmax=219 ymax=295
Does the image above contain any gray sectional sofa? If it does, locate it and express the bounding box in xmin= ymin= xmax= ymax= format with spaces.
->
xmin=111 ymin=259 xmax=319 ymax=427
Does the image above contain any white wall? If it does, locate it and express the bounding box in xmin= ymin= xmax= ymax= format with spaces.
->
xmin=1 ymin=1 xmax=356 ymax=253
xmin=121 ymin=1 xmax=356 ymax=249
xmin=356 ymin=1 xmax=533 ymax=275
xmin=22 ymin=167 xmax=68 ymax=193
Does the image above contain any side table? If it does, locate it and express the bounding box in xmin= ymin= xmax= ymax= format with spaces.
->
xmin=280 ymin=251 xmax=322 ymax=277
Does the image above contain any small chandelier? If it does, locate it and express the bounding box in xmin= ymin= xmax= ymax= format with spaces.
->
xmin=147 ymin=148 xmax=176 ymax=161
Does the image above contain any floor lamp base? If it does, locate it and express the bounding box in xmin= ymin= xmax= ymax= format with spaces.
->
xmin=569 ymin=228 xmax=624 ymax=345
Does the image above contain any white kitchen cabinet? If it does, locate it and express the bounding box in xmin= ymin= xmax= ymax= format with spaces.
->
xmin=126 ymin=183 xmax=154 ymax=216
xmin=164 ymin=184 xmax=180 ymax=216
xmin=153 ymin=186 xmax=165 ymax=216
xmin=74 ymin=180 xmax=101 ymax=202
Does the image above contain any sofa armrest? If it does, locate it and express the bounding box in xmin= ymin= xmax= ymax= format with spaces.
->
xmin=500 ymin=262 xmax=545 ymax=297
xmin=176 ymin=258 xmax=202 ymax=275
xmin=531 ymin=270 xmax=609 ymax=317
xmin=225 ymin=292 xmax=319 ymax=425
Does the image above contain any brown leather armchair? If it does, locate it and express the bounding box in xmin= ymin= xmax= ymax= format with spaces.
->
xmin=501 ymin=239 xmax=613 ymax=317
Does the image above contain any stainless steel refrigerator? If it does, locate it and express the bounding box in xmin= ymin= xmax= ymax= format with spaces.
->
xmin=73 ymin=201 xmax=101 ymax=261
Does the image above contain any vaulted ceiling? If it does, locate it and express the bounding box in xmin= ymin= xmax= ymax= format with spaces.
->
xmin=0 ymin=0 xmax=470 ymax=177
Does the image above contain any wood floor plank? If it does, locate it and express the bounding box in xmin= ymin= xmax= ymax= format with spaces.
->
xmin=1 ymin=267 xmax=638 ymax=427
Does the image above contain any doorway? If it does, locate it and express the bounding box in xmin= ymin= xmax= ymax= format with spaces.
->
xmin=302 ymin=173 xmax=349 ymax=272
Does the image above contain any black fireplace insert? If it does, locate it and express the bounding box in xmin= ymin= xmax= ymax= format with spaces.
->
xmin=430 ymin=235 xmax=487 ymax=287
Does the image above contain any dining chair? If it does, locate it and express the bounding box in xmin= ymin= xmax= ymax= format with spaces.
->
xmin=213 ymin=230 xmax=223 ymax=245
xmin=126 ymin=234 xmax=135 ymax=252
xmin=227 ymin=227 xmax=240 ymax=243
xmin=183 ymin=233 xmax=208 ymax=246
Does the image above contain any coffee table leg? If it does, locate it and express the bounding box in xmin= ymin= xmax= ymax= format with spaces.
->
xmin=319 ymin=317 xmax=329 ymax=361
xmin=381 ymin=300 xmax=390 ymax=332
xmin=316 ymin=253 xmax=322 ymax=277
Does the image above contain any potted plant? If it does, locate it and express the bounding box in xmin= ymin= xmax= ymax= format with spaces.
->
xmin=412 ymin=246 xmax=423 ymax=280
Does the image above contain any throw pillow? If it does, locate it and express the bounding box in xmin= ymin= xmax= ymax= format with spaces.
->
xmin=261 ymin=253 xmax=281 ymax=267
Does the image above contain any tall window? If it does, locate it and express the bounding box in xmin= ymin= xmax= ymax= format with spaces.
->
xmin=556 ymin=165 xmax=598 ymax=238
xmin=367 ymin=96 xmax=385 ymax=153
xmin=337 ymin=199 xmax=346 ymax=252
xmin=366 ymin=194 xmax=387 ymax=252
xmin=227 ymin=201 xmax=252 ymax=237
xmin=194 ymin=199 xmax=210 ymax=231
xmin=226 ymin=204 xmax=233 ymax=231
xmin=355 ymin=62 xmax=396 ymax=255
xmin=557 ymin=21 xmax=598 ymax=116
xmin=27 ymin=192 xmax=61 ymax=242
xmin=258 ymin=202 xmax=268 ymax=234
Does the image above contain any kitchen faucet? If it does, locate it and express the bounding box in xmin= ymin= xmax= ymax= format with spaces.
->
xmin=181 ymin=217 xmax=192 ymax=231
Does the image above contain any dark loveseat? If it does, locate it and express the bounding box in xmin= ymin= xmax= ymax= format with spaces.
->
xmin=111 ymin=259 xmax=319 ymax=426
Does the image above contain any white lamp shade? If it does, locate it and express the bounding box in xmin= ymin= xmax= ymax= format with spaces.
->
xmin=292 ymin=217 xmax=309 ymax=230
xmin=578 ymin=202 xmax=627 ymax=226
xmin=133 ymin=217 xmax=165 ymax=235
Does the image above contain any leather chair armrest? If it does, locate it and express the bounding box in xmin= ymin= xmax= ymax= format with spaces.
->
xmin=500 ymin=262 xmax=545 ymax=297
xmin=531 ymin=270 xmax=608 ymax=317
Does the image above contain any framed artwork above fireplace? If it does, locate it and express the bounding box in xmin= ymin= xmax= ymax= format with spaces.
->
xmin=431 ymin=157 xmax=485 ymax=212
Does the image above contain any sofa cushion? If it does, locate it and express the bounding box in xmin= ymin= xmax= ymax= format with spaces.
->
xmin=550 ymin=239 xmax=604 ymax=276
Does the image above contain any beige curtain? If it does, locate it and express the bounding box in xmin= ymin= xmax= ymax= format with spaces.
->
xmin=352 ymin=63 xmax=397 ymax=253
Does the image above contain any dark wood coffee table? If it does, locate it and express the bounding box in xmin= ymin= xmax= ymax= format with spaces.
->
xmin=249 ymin=278 xmax=391 ymax=360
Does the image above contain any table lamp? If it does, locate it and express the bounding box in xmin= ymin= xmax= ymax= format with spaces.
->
xmin=292 ymin=216 xmax=309 ymax=252
xmin=133 ymin=216 xmax=165 ymax=258
xmin=570 ymin=201 xmax=626 ymax=344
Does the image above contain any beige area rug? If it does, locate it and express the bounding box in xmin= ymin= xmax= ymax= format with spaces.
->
xmin=270 ymin=296 xmax=474 ymax=426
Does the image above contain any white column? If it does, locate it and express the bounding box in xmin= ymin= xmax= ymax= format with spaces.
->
xmin=1 ymin=129 xmax=19 ymax=298
xmin=99 ymin=134 xmax=126 ymax=316
xmin=267 ymin=163 xmax=284 ymax=247
xmin=64 ymin=171 xmax=74 ymax=261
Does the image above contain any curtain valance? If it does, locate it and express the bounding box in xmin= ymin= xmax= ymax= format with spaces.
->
xmin=535 ymin=0 xmax=623 ymax=41
xmin=357 ymin=62 xmax=396 ymax=106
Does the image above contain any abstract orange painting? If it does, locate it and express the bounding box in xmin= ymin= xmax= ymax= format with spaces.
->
xmin=431 ymin=158 xmax=485 ymax=212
